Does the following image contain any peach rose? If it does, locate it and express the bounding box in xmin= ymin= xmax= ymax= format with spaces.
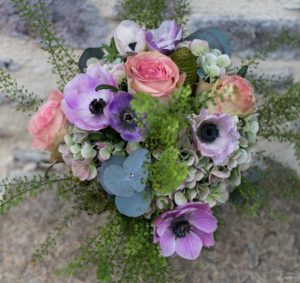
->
xmin=28 ymin=90 xmax=66 ymax=151
xmin=125 ymin=51 xmax=184 ymax=98
xmin=208 ymin=75 xmax=256 ymax=116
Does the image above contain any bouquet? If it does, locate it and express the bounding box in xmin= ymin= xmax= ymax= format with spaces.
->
xmin=28 ymin=19 xmax=258 ymax=260
xmin=1 ymin=2 xmax=300 ymax=281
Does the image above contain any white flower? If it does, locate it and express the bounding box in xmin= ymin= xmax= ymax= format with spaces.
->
xmin=205 ymin=65 xmax=221 ymax=77
xmin=206 ymin=53 xmax=218 ymax=65
xmin=64 ymin=135 xmax=73 ymax=146
xmin=174 ymin=191 xmax=188 ymax=205
xmin=70 ymin=144 xmax=81 ymax=155
xmin=81 ymin=142 xmax=97 ymax=159
xmin=190 ymin=39 xmax=209 ymax=56
xmin=206 ymin=182 xmax=229 ymax=207
xmin=113 ymin=20 xmax=146 ymax=56
xmin=217 ymin=54 xmax=231 ymax=68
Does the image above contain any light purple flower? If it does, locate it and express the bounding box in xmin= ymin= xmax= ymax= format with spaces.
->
xmin=146 ymin=20 xmax=182 ymax=54
xmin=107 ymin=91 xmax=143 ymax=142
xmin=61 ymin=65 xmax=116 ymax=131
xmin=113 ymin=20 xmax=146 ymax=56
xmin=190 ymin=110 xmax=240 ymax=165
xmin=154 ymin=203 xmax=217 ymax=260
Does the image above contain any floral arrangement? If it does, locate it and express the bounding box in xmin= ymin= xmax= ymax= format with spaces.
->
xmin=1 ymin=0 xmax=300 ymax=281
xmin=27 ymin=19 xmax=258 ymax=261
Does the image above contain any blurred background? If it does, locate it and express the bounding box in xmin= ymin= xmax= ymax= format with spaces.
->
xmin=0 ymin=0 xmax=299 ymax=282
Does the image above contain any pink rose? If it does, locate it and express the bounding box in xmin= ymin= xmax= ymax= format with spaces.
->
xmin=28 ymin=90 xmax=66 ymax=151
xmin=208 ymin=75 xmax=256 ymax=116
xmin=125 ymin=51 xmax=184 ymax=98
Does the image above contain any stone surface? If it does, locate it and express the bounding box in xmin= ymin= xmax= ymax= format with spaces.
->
xmin=1 ymin=0 xmax=300 ymax=55
xmin=0 ymin=1 xmax=300 ymax=282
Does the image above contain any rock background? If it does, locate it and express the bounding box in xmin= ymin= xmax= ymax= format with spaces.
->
xmin=0 ymin=0 xmax=300 ymax=282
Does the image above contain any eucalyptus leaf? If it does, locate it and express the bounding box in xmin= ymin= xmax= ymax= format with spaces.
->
xmin=123 ymin=148 xmax=150 ymax=177
xmin=103 ymin=165 xmax=134 ymax=197
xmin=186 ymin=28 xmax=232 ymax=57
xmin=115 ymin=189 xmax=153 ymax=217
xmin=99 ymin=149 xmax=150 ymax=196
xmin=98 ymin=155 xmax=126 ymax=195
xmin=78 ymin=47 xmax=104 ymax=73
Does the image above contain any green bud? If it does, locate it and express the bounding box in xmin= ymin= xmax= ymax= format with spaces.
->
xmin=170 ymin=47 xmax=198 ymax=86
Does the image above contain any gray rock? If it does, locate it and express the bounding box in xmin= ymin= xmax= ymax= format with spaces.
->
xmin=0 ymin=59 xmax=20 ymax=71
xmin=188 ymin=18 xmax=300 ymax=59
xmin=12 ymin=148 xmax=49 ymax=163
xmin=0 ymin=0 xmax=114 ymax=48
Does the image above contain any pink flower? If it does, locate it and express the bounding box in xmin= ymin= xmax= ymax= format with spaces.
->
xmin=208 ymin=75 xmax=256 ymax=116
xmin=28 ymin=90 xmax=66 ymax=151
xmin=125 ymin=51 xmax=184 ymax=98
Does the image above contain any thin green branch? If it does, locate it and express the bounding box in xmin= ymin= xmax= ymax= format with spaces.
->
xmin=12 ymin=0 xmax=79 ymax=90
xmin=0 ymin=68 xmax=43 ymax=112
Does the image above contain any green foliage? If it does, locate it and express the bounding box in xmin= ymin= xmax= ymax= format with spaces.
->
xmin=119 ymin=0 xmax=191 ymax=29
xmin=58 ymin=214 xmax=177 ymax=283
xmin=12 ymin=0 xmax=79 ymax=90
xmin=32 ymin=207 xmax=81 ymax=263
xmin=239 ymin=30 xmax=300 ymax=161
xmin=256 ymin=80 xmax=300 ymax=160
xmin=173 ymin=0 xmax=191 ymax=27
xmin=0 ymin=174 xmax=75 ymax=215
xmin=0 ymin=68 xmax=43 ymax=111
xmin=131 ymin=87 xmax=193 ymax=193
xmin=132 ymin=86 xmax=192 ymax=150
xmin=241 ymin=30 xmax=300 ymax=72
xmin=230 ymin=157 xmax=300 ymax=217
xmin=151 ymin=147 xmax=188 ymax=194
xmin=170 ymin=47 xmax=197 ymax=86
xmin=131 ymin=93 xmax=179 ymax=149
xmin=120 ymin=0 xmax=167 ymax=29
xmin=73 ymin=181 xmax=114 ymax=215
xmin=102 ymin=38 xmax=122 ymax=63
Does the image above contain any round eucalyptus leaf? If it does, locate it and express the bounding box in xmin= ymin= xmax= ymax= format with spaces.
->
xmin=115 ymin=189 xmax=153 ymax=217
xmin=78 ymin=47 xmax=105 ymax=73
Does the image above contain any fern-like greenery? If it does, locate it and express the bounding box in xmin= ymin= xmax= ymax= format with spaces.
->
xmin=58 ymin=213 xmax=177 ymax=283
xmin=11 ymin=0 xmax=79 ymax=90
xmin=119 ymin=0 xmax=191 ymax=29
xmin=256 ymin=81 xmax=300 ymax=160
xmin=230 ymin=157 xmax=300 ymax=217
xmin=0 ymin=68 xmax=43 ymax=111
xmin=131 ymin=87 xmax=194 ymax=194
xmin=0 ymin=174 xmax=76 ymax=215
xmin=240 ymin=31 xmax=300 ymax=161
xmin=241 ymin=30 xmax=300 ymax=71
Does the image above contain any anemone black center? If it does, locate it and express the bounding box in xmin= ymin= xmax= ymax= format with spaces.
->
xmin=198 ymin=123 xmax=219 ymax=143
xmin=171 ymin=219 xmax=191 ymax=238
xmin=123 ymin=111 xmax=134 ymax=123
xmin=89 ymin=98 xmax=106 ymax=115
xmin=128 ymin=42 xmax=137 ymax=51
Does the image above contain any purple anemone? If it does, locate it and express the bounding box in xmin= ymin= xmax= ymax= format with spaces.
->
xmin=146 ymin=20 xmax=182 ymax=54
xmin=190 ymin=109 xmax=240 ymax=165
xmin=154 ymin=203 xmax=217 ymax=260
xmin=61 ymin=65 xmax=117 ymax=131
xmin=107 ymin=91 xmax=143 ymax=142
